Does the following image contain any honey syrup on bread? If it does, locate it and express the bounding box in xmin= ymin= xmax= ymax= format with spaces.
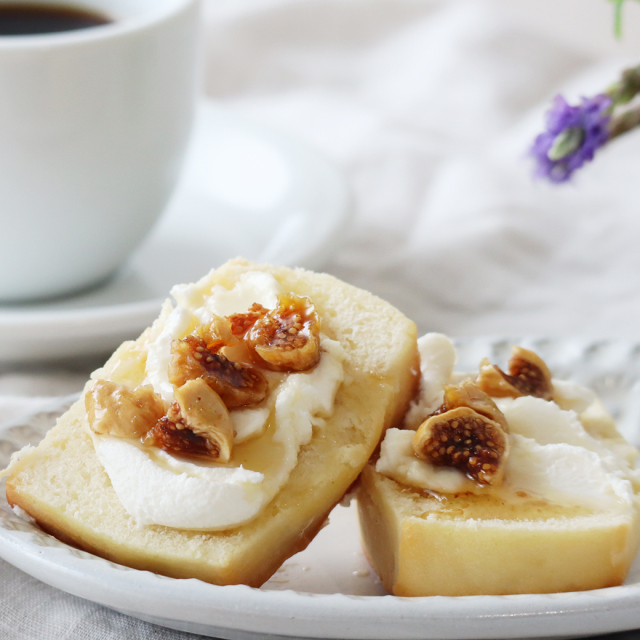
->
xmin=124 ymin=413 xmax=286 ymax=479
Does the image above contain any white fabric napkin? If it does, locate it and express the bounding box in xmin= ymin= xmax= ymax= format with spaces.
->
xmin=4 ymin=0 xmax=640 ymax=637
xmin=204 ymin=0 xmax=640 ymax=339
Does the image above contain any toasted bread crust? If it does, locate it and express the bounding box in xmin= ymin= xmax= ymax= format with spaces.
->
xmin=358 ymin=464 xmax=640 ymax=596
xmin=6 ymin=259 xmax=418 ymax=586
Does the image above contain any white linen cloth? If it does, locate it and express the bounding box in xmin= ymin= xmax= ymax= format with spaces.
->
xmin=3 ymin=0 xmax=640 ymax=637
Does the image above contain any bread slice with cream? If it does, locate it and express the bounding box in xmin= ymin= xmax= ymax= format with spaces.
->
xmin=4 ymin=259 xmax=418 ymax=587
xmin=357 ymin=334 xmax=640 ymax=596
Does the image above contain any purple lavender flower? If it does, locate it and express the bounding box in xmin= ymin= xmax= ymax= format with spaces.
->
xmin=530 ymin=94 xmax=612 ymax=183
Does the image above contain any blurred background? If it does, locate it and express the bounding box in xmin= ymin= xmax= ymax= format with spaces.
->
xmin=197 ymin=0 xmax=640 ymax=338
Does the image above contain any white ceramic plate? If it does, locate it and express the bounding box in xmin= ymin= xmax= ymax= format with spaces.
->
xmin=2 ymin=337 xmax=640 ymax=640
xmin=0 ymin=101 xmax=350 ymax=362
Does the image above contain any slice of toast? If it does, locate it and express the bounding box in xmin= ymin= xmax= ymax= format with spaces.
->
xmin=5 ymin=259 xmax=418 ymax=587
xmin=357 ymin=335 xmax=640 ymax=596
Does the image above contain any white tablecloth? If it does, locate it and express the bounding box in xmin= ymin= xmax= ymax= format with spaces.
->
xmin=4 ymin=0 xmax=640 ymax=637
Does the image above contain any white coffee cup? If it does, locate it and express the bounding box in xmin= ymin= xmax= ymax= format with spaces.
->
xmin=0 ymin=0 xmax=200 ymax=302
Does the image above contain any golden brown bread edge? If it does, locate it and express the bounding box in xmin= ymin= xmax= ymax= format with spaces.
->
xmin=7 ymin=475 xmax=336 ymax=588
xmin=357 ymin=462 xmax=640 ymax=596
xmin=6 ymin=259 xmax=419 ymax=587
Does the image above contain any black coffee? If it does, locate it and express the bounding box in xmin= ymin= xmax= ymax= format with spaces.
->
xmin=0 ymin=3 xmax=111 ymax=35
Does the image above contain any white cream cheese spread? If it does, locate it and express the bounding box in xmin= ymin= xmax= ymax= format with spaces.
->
xmin=92 ymin=271 xmax=345 ymax=530
xmin=378 ymin=333 xmax=638 ymax=511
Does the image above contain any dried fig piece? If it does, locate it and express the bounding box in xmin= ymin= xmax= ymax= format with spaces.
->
xmin=144 ymin=379 xmax=234 ymax=462
xmin=246 ymin=293 xmax=321 ymax=372
xmin=508 ymin=347 xmax=553 ymax=398
xmin=228 ymin=303 xmax=268 ymax=336
xmin=476 ymin=347 xmax=553 ymax=400
xmin=413 ymin=407 xmax=509 ymax=486
xmin=168 ymin=335 xmax=268 ymax=408
xmin=196 ymin=316 xmax=256 ymax=367
xmin=474 ymin=359 xmax=517 ymax=398
xmin=194 ymin=316 xmax=229 ymax=353
xmin=86 ymin=380 xmax=165 ymax=439
xmin=440 ymin=380 xmax=508 ymax=432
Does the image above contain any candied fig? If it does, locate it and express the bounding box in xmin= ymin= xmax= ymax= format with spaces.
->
xmin=228 ymin=303 xmax=268 ymax=336
xmin=144 ymin=379 xmax=234 ymax=462
xmin=246 ymin=293 xmax=321 ymax=372
xmin=196 ymin=315 xmax=256 ymax=367
xmin=86 ymin=380 xmax=165 ymax=439
xmin=413 ymin=407 xmax=509 ymax=486
xmin=194 ymin=316 xmax=229 ymax=353
xmin=169 ymin=336 xmax=268 ymax=408
xmin=476 ymin=347 xmax=553 ymax=400
xmin=441 ymin=380 xmax=508 ymax=432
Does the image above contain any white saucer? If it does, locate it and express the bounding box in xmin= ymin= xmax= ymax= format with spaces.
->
xmin=0 ymin=102 xmax=350 ymax=362
xmin=2 ymin=338 xmax=640 ymax=639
